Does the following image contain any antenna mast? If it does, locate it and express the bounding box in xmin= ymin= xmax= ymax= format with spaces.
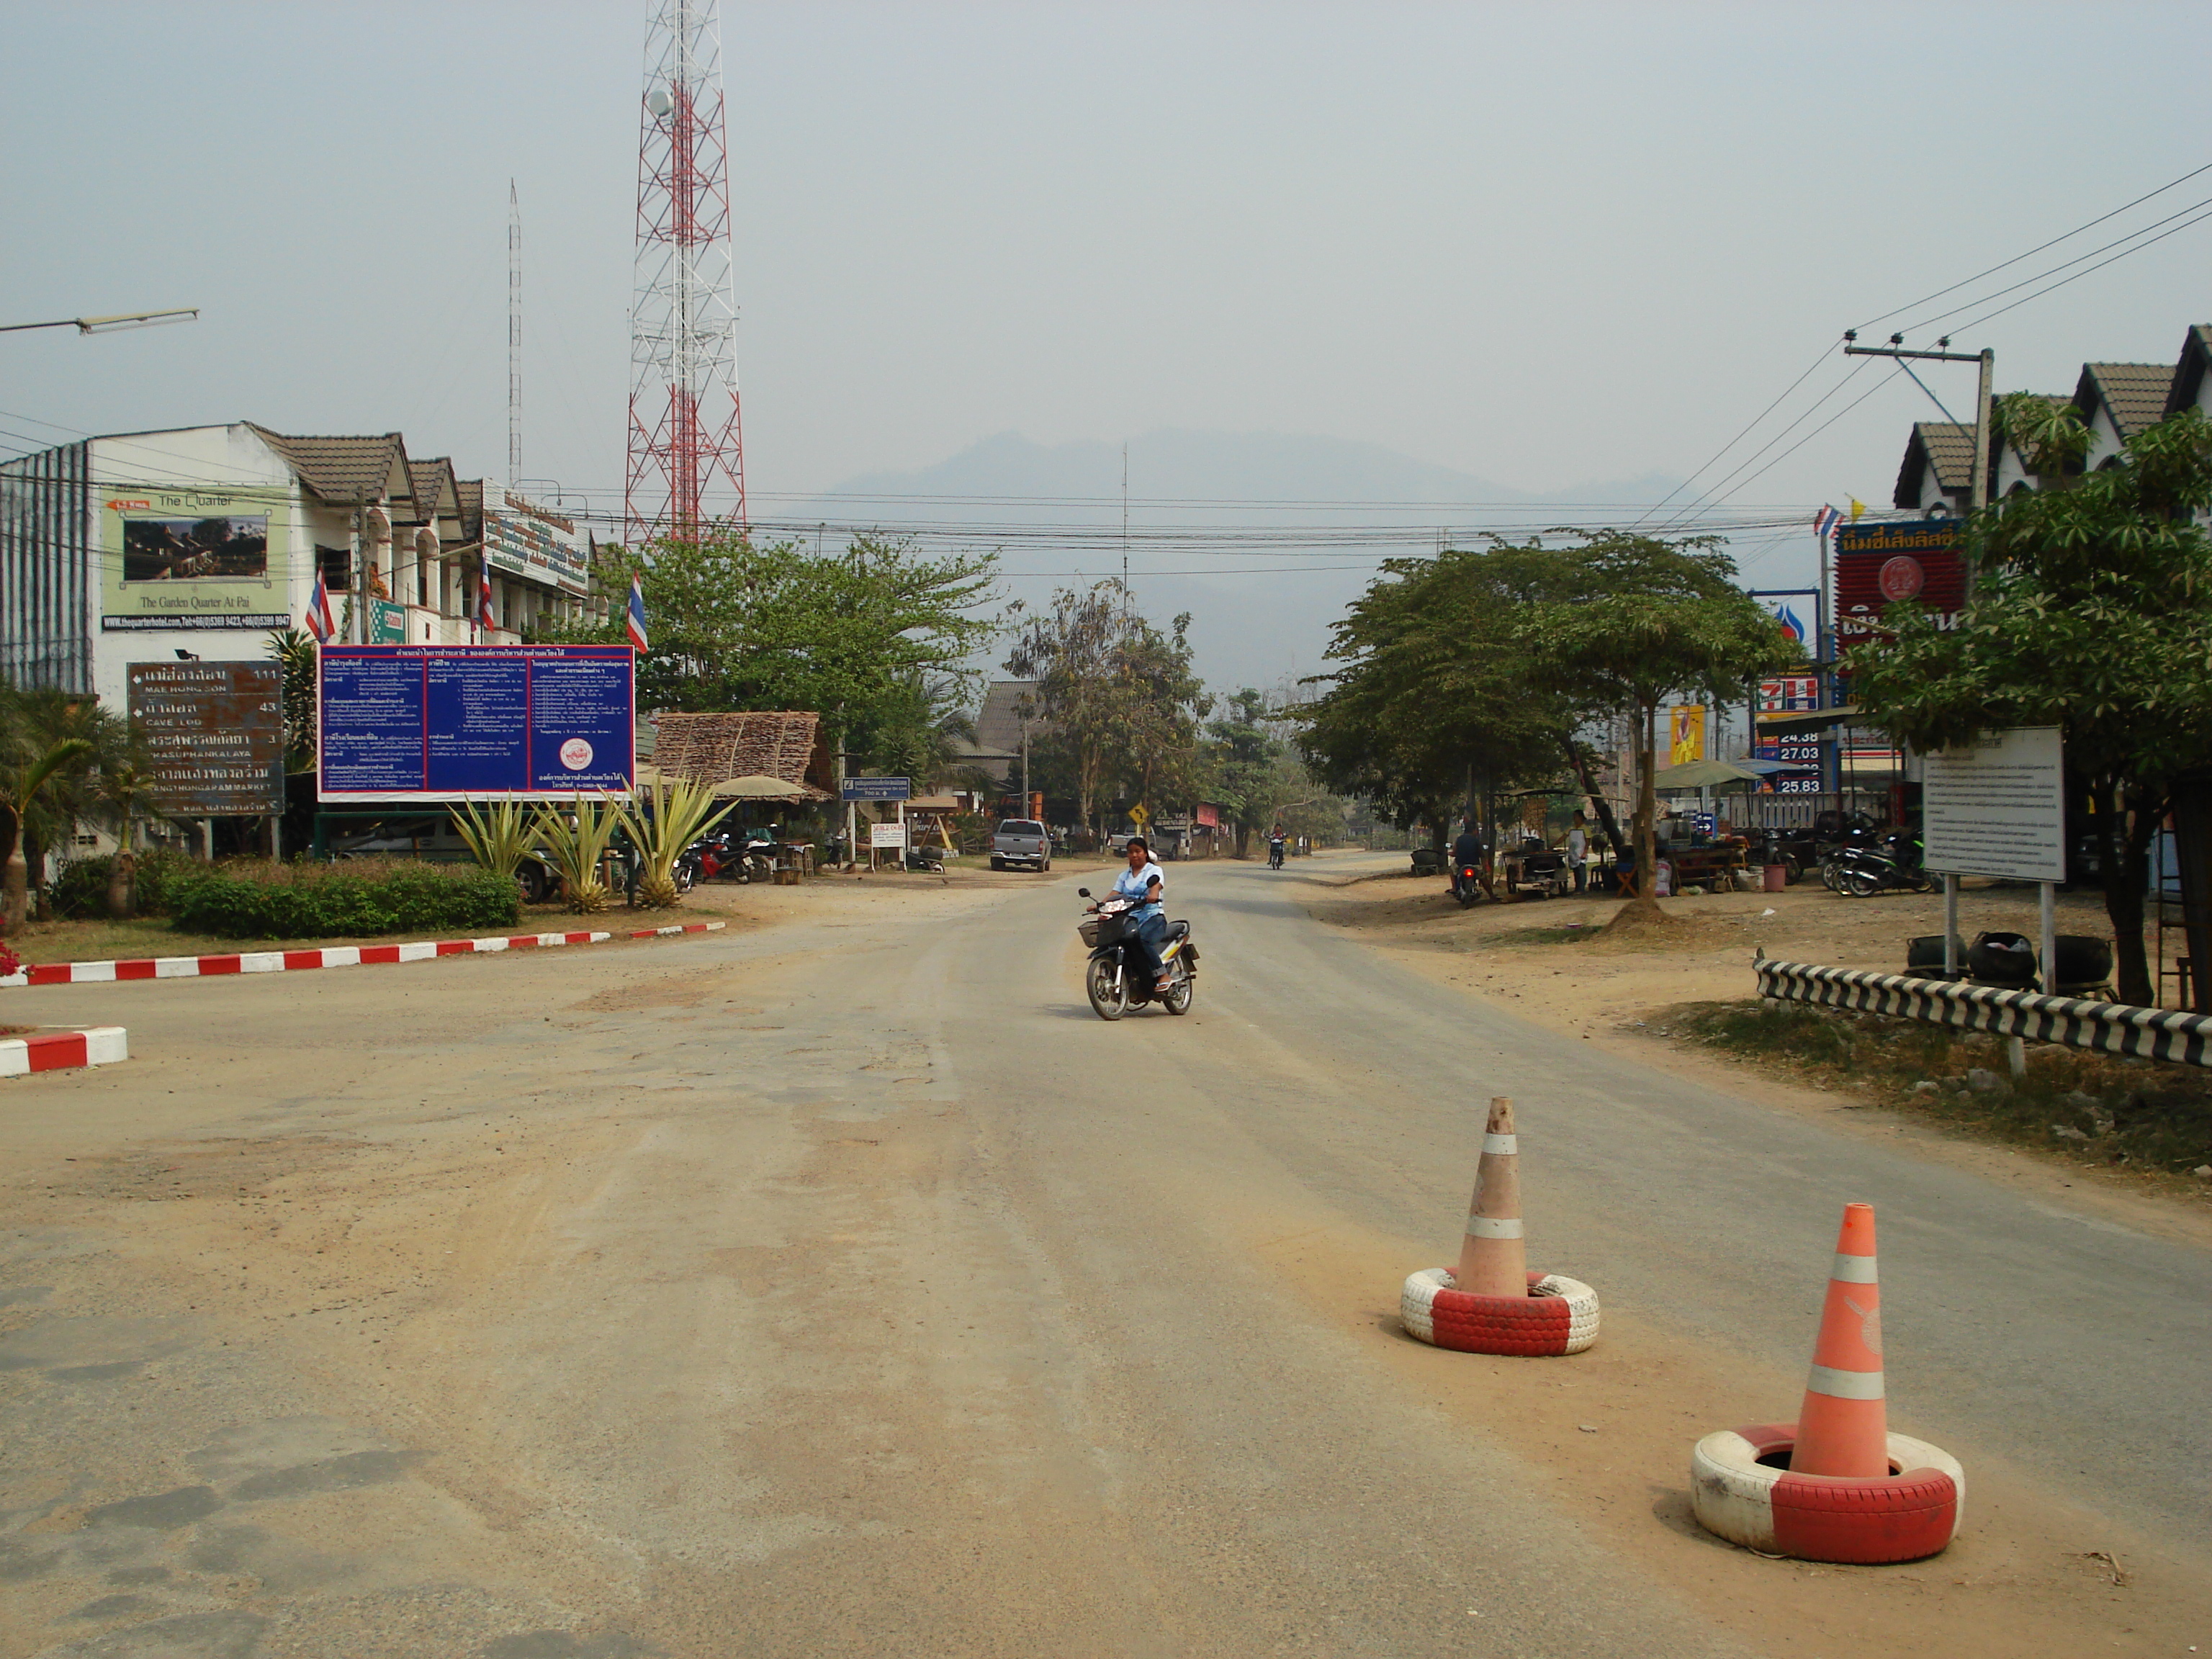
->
xmin=508 ymin=181 xmax=521 ymax=481
xmin=627 ymin=0 xmax=747 ymax=543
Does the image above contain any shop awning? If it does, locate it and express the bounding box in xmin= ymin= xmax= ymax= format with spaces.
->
xmin=1755 ymin=705 xmax=1861 ymax=737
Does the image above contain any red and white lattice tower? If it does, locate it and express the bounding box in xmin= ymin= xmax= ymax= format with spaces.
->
xmin=627 ymin=0 xmax=746 ymax=543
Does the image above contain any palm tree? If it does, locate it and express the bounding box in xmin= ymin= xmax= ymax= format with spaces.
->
xmin=4 ymin=689 xmax=132 ymax=924
xmin=1 ymin=736 xmax=93 ymax=934
xmin=94 ymin=760 xmax=159 ymax=919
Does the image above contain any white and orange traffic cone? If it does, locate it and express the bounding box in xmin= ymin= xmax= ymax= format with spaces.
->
xmin=1688 ymin=1200 xmax=1965 ymax=1563
xmin=1790 ymin=1200 xmax=1888 ymax=1477
xmin=1401 ymin=1097 xmax=1599 ymax=1357
xmin=1454 ymin=1097 xmax=1527 ymax=1298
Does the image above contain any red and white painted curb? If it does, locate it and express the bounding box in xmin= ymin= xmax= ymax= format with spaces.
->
xmin=1 ymin=1026 xmax=127 ymax=1078
xmin=0 ymin=922 xmax=724 ymax=989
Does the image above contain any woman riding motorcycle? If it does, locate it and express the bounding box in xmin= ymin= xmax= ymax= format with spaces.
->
xmin=1112 ymin=836 xmax=1172 ymax=994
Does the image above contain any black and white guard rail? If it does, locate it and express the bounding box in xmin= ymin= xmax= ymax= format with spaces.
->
xmin=1754 ymin=956 xmax=2212 ymax=1071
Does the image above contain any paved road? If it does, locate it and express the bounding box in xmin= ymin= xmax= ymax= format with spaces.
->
xmin=1 ymin=858 xmax=2204 ymax=1658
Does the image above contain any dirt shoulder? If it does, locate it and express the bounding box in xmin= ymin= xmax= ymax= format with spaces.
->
xmin=1298 ymin=857 xmax=2212 ymax=1245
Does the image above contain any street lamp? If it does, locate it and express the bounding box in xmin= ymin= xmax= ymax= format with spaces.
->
xmin=0 ymin=307 xmax=199 ymax=336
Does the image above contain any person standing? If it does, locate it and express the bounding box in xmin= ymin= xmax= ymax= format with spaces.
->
xmin=1568 ymin=811 xmax=1590 ymax=894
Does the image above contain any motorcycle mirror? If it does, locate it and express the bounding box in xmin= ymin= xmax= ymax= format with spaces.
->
xmin=1076 ymin=887 xmax=1091 ymax=897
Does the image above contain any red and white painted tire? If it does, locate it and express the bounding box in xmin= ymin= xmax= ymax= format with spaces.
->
xmin=1691 ymin=1423 xmax=1964 ymax=1564
xmin=1399 ymin=1267 xmax=1599 ymax=1357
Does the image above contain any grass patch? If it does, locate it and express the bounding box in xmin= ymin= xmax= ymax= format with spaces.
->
xmin=1661 ymin=998 xmax=2212 ymax=1178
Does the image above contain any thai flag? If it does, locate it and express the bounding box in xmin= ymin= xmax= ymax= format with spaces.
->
xmin=478 ymin=563 xmax=497 ymax=635
xmin=626 ymin=575 xmax=649 ymax=652
xmin=1813 ymin=504 xmax=1842 ymax=541
xmin=306 ymin=576 xmax=336 ymax=643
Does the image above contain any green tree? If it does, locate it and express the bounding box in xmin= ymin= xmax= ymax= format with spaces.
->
xmin=1004 ymin=580 xmax=1208 ymax=837
xmin=265 ymin=628 xmax=319 ymax=772
xmin=565 ymin=532 xmax=999 ymax=761
xmin=1300 ymin=539 xmax=1635 ymax=858
xmin=1848 ymin=409 xmax=2212 ymax=1004
xmin=1516 ymin=532 xmax=1803 ymax=914
xmin=1995 ymin=392 xmax=2092 ymax=493
xmin=1 ymin=688 xmax=132 ymax=927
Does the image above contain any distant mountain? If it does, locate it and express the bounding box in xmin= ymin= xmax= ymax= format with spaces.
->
xmin=790 ymin=430 xmax=1682 ymax=696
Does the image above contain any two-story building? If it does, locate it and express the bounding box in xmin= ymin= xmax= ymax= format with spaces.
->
xmin=0 ymin=421 xmax=598 ymax=707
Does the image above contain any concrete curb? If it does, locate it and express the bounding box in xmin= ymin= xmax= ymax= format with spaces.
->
xmin=0 ymin=1026 xmax=128 ymax=1077
xmin=0 ymin=922 xmax=725 ymax=989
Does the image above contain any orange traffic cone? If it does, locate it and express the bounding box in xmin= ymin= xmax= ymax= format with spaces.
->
xmin=1790 ymin=1202 xmax=1889 ymax=1478
xmin=1454 ymin=1097 xmax=1526 ymax=1298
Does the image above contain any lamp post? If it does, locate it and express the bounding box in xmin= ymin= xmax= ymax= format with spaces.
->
xmin=0 ymin=308 xmax=199 ymax=336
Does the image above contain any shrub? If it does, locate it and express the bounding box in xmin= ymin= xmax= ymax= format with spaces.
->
xmin=164 ymin=857 xmax=519 ymax=940
xmin=45 ymin=847 xmax=197 ymax=919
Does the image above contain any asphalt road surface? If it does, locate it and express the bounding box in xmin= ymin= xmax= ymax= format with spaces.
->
xmin=2 ymin=855 xmax=2205 ymax=1658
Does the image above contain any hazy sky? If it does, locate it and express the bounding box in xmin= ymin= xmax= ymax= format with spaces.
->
xmin=5 ymin=1 xmax=2210 ymax=673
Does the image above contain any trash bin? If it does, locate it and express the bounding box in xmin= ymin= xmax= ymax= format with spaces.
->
xmin=1763 ymin=863 xmax=1789 ymax=893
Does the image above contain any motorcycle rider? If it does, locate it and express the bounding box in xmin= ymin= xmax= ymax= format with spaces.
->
xmin=1113 ymin=835 xmax=1172 ymax=994
xmin=1267 ymin=826 xmax=1287 ymax=869
xmin=1450 ymin=817 xmax=1487 ymax=899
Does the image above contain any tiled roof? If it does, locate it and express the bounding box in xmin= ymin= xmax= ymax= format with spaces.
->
xmin=406 ymin=457 xmax=457 ymax=526
xmin=971 ymin=680 xmax=1046 ymax=757
xmin=455 ymin=479 xmax=484 ymax=542
xmin=2075 ymin=361 xmax=2177 ymax=438
xmin=2164 ymin=324 xmax=2212 ymax=416
xmin=245 ymin=425 xmax=410 ymax=505
xmin=1892 ymin=421 xmax=1976 ymax=508
xmin=649 ymin=711 xmax=832 ymax=800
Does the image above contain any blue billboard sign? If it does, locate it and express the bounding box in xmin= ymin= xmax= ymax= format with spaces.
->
xmin=841 ymin=775 xmax=912 ymax=801
xmin=318 ymin=644 xmax=635 ymax=801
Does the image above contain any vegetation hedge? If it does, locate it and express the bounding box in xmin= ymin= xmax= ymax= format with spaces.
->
xmin=45 ymin=848 xmax=198 ymax=920
xmin=165 ymin=857 xmax=519 ymax=940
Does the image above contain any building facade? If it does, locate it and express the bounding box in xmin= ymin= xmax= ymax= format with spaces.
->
xmin=0 ymin=421 xmax=600 ymax=709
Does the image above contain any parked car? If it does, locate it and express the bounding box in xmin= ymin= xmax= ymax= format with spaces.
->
xmin=990 ymin=819 xmax=1052 ymax=872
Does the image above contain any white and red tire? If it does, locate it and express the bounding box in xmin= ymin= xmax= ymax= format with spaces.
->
xmin=1691 ymin=1423 xmax=1964 ymax=1564
xmin=1400 ymin=1267 xmax=1599 ymax=1357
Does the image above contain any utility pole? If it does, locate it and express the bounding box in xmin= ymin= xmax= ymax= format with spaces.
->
xmin=1843 ymin=332 xmax=1994 ymax=982
xmin=1843 ymin=333 xmax=1993 ymax=511
xmin=508 ymin=181 xmax=522 ymax=482
xmin=1120 ymin=441 xmax=1130 ymax=609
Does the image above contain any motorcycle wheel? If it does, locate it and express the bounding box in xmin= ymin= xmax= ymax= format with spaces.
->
xmin=675 ymin=860 xmax=698 ymax=894
xmin=1912 ymin=869 xmax=1938 ymax=894
xmin=1841 ymin=865 xmax=1883 ymax=899
xmin=1085 ymin=956 xmax=1128 ymax=1021
xmin=1455 ymin=885 xmax=1477 ymax=909
xmin=1820 ymin=858 xmax=1842 ymax=892
xmin=1163 ymin=964 xmax=1194 ymax=1015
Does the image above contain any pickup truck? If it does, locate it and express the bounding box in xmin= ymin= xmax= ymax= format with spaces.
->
xmin=989 ymin=819 xmax=1052 ymax=872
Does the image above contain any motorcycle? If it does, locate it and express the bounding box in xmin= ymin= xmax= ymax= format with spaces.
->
xmin=1828 ymin=831 xmax=1936 ymax=897
xmin=1450 ymin=860 xmax=1485 ymax=908
xmin=1267 ymin=839 xmax=1286 ymax=870
xmin=1076 ymin=889 xmax=1197 ymax=1020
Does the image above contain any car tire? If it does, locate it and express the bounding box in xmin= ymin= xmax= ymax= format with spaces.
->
xmin=991 ymin=858 xmax=1005 ymax=871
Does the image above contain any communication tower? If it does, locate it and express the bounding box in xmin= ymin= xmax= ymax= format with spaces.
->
xmin=626 ymin=0 xmax=747 ymax=542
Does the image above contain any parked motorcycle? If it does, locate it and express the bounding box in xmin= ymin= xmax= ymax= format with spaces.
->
xmin=1828 ymin=831 xmax=1935 ymax=897
xmin=1076 ymin=888 xmax=1197 ymax=1020
xmin=904 ymin=847 xmax=945 ymax=873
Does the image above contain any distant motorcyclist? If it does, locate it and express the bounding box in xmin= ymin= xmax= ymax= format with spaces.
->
xmin=1450 ymin=819 xmax=1487 ymax=902
xmin=1267 ymin=827 xmax=1287 ymax=870
xmin=1112 ymin=836 xmax=1172 ymax=994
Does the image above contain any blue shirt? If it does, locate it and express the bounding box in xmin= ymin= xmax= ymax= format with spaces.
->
xmin=1112 ymin=860 xmax=1165 ymax=917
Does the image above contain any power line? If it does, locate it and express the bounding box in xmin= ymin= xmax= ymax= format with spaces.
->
xmin=1854 ymin=158 xmax=2212 ymax=332
xmin=1635 ymin=341 xmax=1839 ymax=527
xmin=1941 ymin=201 xmax=2212 ymax=338
xmin=1895 ymin=192 xmax=2212 ymax=337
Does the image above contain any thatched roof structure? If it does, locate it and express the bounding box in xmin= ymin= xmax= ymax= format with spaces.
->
xmin=648 ymin=711 xmax=833 ymax=801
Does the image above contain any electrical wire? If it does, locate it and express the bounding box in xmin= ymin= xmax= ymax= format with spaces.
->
xmin=1854 ymin=158 xmax=2212 ymax=333
xmin=1634 ymin=340 xmax=1839 ymax=527
xmin=1941 ymin=201 xmax=2212 ymax=338
xmin=1894 ymin=192 xmax=2212 ymax=338
xmin=1678 ymin=365 xmax=1905 ymax=523
xmin=1653 ymin=358 xmax=1871 ymax=532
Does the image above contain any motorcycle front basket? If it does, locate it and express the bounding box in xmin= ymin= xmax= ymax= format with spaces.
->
xmin=1078 ymin=918 xmax=1102 ymax=948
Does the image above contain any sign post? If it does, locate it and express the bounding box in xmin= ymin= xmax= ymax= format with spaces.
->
xmin=127 ymin=663 xmax=286 ymax=860
xmin=317 ymin=644 xmax=635 ymax=800
xmin=844 ymin=778 xmax=912 ymax=872
xmin=1922 ymin=727 xmax=2067 ymax=1059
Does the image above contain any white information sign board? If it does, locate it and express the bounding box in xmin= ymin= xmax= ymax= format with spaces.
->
xmin=1922 ymin=726 xmax=2064 ymax=882
xmin=869 ymin=822 xmax=907 ymax=850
